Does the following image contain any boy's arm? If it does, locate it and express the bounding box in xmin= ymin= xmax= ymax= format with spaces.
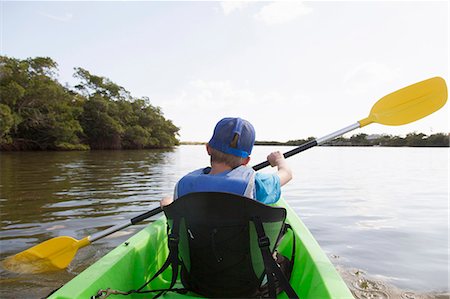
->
xmin=267 ymin=151 xmax=293 ymax=186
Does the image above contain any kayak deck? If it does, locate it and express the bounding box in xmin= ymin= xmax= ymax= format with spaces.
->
xmin=48 ymin=198 xmax=353 ymax=299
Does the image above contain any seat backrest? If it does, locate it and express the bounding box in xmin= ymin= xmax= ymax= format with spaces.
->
xmin=163 ymin=192 xmax=287 ymax=298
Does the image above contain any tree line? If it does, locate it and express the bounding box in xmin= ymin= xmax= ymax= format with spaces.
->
xmin=255 ymin=132 xmax=449 ymax=147
xmin=0 ymin=56 xmax=179 ymax=151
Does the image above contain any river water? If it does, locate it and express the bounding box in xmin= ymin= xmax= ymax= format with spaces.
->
xmin=0 ymin=145 xmax=448 ymax=298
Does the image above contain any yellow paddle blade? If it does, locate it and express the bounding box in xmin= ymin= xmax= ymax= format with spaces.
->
xmin=1 ymin=236 xmax=90 ymax=274
xmin=359 ymin=77 xmax=447 ymax=127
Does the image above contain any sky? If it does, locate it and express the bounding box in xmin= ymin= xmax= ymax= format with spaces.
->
xmin=1 ymin=1 xmax=449 ymax=142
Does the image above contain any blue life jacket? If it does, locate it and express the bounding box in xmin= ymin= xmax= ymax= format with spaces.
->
xmin=175 ymin=166 xmax=256 ymax=199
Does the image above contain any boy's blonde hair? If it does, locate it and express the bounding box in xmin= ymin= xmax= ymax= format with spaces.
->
xmin=209 ymin=147 xmax=246 ymax=168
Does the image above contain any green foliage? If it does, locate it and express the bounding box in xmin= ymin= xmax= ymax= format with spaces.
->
xmin=350 ymin=133 xmax=370 ymax=145
xmin=80 ymin=95 xmax=124 ymax=149
xmin=322 ymin=133 xmax=449 ymax=147
xmin=74 ymin=67 xmax=131 ymax=100
xmin=257 ymin=133 xmax=448 ymax=147
xmin=55 ymin=142 xmax=90 ymax=151
xmin=285 ymin=137 xmax=316 ymax=146
xmin=123 ymin=125 xmax=150 ymax=149
xmin=76 ymin=68 xmax=179 ymax=149
xmin=405 ymin=133 xmax=427 ymax=147
xmin=0 ymin=56 xmax=179 ymax=151
xmin=0 ymin=81 xmax=25 ymax=106
xmin=0 ymin=56 xmax=84 ymax=150
xmin=0 ymin=104 xmax=14 ymax=142
xmin=423 ymin=133 xmax=449 ymax=147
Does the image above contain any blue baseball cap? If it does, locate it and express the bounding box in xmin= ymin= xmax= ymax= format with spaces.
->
xmin=208 ymin=117 xmax=255 ymax=158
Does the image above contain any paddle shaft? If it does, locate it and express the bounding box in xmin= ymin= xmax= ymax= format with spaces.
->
xmin=253 ymin=122 xmax=360 ymax=171
xmin=89 ymin=207 xmax=163 ymax=242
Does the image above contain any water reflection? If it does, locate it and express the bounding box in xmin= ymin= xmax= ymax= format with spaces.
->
xmin=0 ymin=150 xmax=176 ymax=255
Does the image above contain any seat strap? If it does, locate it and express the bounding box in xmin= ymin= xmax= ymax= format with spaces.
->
xmin=92 ymin=218 xmax=183 ymax=299
xmin=253 ymin=217 xmax=299 ymax=299
xmin=135 ymin=218 xmax=181 ymax=298
xmin=283 ymin=223 xmax=296 ymax=275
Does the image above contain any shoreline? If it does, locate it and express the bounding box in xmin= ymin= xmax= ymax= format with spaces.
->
xmin=1 ymin=142 xmax=448 ymax=152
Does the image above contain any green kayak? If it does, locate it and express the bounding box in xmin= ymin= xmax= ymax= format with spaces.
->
xmin=48 ymin=198 xmax=353 ymax=299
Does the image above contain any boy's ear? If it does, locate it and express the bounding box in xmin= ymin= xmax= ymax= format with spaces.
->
xmin=206 ymin=143 xmax=212 ymax=155
xmin=242 ymin=156 xmax=251 ymax=165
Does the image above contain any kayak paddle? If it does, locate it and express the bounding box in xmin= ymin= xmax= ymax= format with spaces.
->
xmin=2 ymin=207 xmax=163 ymax=273
xmin=254 ymin=77 xmax=447 ymax=170
xmin=2 ymin=76 xmax=447 ymax=274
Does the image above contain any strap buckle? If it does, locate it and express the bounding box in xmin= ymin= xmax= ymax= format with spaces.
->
xmin=93 ymin=288 xmax=129 ymax=299
xmin=168 ymin=233 xmax=179 ymax=246
xmin=258 ymin=236 xmax=270 ymax=248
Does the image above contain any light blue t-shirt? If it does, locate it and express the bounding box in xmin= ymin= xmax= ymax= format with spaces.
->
xmin=254 ymin=172 xmax=281 ymax=204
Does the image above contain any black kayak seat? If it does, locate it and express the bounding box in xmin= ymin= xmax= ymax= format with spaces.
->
xmin=161 ymin=192 xmax=298 ymax=298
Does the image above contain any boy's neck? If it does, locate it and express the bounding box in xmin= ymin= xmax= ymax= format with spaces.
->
xmin=209 ymin=162 xmax=234 ymax=174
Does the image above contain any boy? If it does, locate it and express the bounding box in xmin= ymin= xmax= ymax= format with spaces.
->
xmin=160 ymin=117 xmax=292 ymax=206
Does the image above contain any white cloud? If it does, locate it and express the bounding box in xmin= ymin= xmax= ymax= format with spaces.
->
xmin=39 ymin=12 xmax=73 ymax=22
xmin=160 ymin=79 xmax=257 ymax=141
xmin=186 ymin=79 xmax=257 ymax=107
xmin=343 ymin=62 xmax=401 ymax=95
xmin=254 ymin=1 xmax=313 ymax=25
xmin=160 ymin=79 xmax=314 ymax=142
xmin=220 ymin=1 xmax=251 ymax=16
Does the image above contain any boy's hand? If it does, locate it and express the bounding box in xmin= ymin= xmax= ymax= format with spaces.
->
xmin=267 ymin=151 xmax=286 ymax=167
xmin=267 ymin=151 xmax=292 ymax=186
xmin=160 ymin=196 xmax=174 ymax=207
